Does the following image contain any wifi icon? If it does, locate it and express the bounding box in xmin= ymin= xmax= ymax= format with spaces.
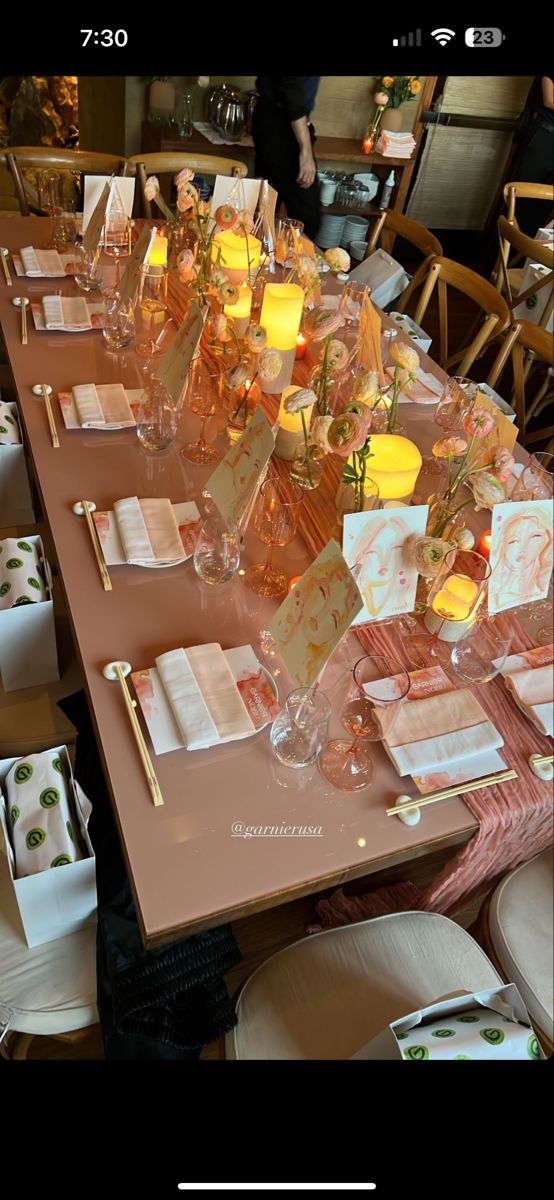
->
xmin=431 ymin=27 xmax=456 ymax=44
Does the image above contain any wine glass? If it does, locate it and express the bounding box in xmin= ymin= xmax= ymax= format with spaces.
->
xmin=450 ymin=616 xmax=513 ymax=683
xmin=181 ymin=358 xmax=224 ymax=465
xmin=193 ymin=514 xmax=241 ymax=585
xmin=318 ymin=653 xmax=410 ymax=791
xmin=37 ymin=171 xmax=62 ymax=248
xmin=136 ymin=383 xmax=177 ymax=452
xmin=275 ymin=217 xmax=304 ymax=267
xmin=102 ymin=212 xmax=130 ymax=292
xmin=339 ymin=279 xmax=369 ymax=330
xmin=243 ymin=477 xmax=303 ymax=598
xmin=435 ymin=377 xmax=479 ymax=431
xmin=52 ymin=199 xmax=77 ymax=253
xmin=134 ymin=264 xmax=169 ymax=357
xmin=405 ymin=549 xmax=491 ymax=669
xmin=511 ymin=452 xmax=553 ymax=501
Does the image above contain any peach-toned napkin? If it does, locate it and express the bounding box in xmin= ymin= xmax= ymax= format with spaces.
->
xmin=72 ymin=383 xmax=134 ymax=428
xmin=19 ymin=247 xmax=65 ymax=277
xmin=374 ymin=688 xmax=504 ymax=777
xmin=113 ymin=497 xmax=184 ymax=566
xmin=500 ymin=652 xmax=553 ymax=737
xmin=155 ymin=643 xmax=255 ymax=750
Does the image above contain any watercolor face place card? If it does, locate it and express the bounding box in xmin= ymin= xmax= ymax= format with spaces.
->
xmin=206 ymin=407 xmax=275 ymax=530
xmin=269 ymin=539 xmax=363 ymax=688
xmin=488 ymin=498 xmax=553 ymax=614
xmin=343 ymin=505 xmax=429 ymax=624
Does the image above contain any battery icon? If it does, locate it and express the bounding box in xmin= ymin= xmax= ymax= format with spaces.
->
xmin=465 ymin=27 xmax=505 ymax=46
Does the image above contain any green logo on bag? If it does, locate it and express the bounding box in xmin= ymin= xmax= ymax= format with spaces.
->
xmin=13 ymin=596 xmax=33 ymax=605
xmin=480 ymin=1028 xmax=505 ymax=1046
xmin=6 ymin=557 xmax=24 ymax=569
xmin=431 ymin=1029 xmax=456 ymax=1038
xmin=454 ymin=1055 xmax=471 ymax=1059
xmin=51 ymin=854 xmax=73 ymax=868
xmin=404 ymin=1046 xmax=429 ymax=1060
xmin=14 ymin=763 xmax=33 ymax=784
xmin=526 ymin=294 xmax=538 ymax=309
xmin=0 ymin=425 xmax=7 ymax=434
xmin=0 ymin=582 xmax=10 ymax=597
xmin=66 ymin=821 xmax=75 ymax=843
xmin=40 ymin=787 xmax=60 ymax=808
xmin=5 ymin=414 xmax=15 ymax=425
xmin=527 ymin=1035 xmax=540 ymax=1060
xmin=17 ymin=541 xmax=33 ymax=553
xmin=396 ymin=1033 xmax=408 ymax=1040
xmin=53 ymin=758 xmax=64 ymax=775
xmin=11 ymin=805 xmax=20 ymax=826
xmin=28 ymin=577 xmax=41 ymax=590
xmin=26 ymin=828 xmax=46 ymax=850
xmin=457 ymin=1014 xmax=479 ymax=1022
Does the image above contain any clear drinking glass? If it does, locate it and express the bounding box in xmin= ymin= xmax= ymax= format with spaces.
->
xmin=135 ymin=264 xmax=169 ymax=357
xmin=450 ymin=617 xmax=513 ymax=684
xmin=243 ymin=477 xmax=304 ymax=598
xmin=193 ymin=514 xmax=241 ymax=585
xmin=181 ymin=358 xmax=224 ymax=464
xmin=102 ymin=294 xmax=135 ymax=351
xmin=270 ymin=687 xmax=332 ymax=768
xmin=318 ymin=653 xmax=410 ymax=791
xmin=52 ymin=199 xmax=77 ymax=251
xmin=74 ymin=243 xmax=103 ymax=292
xmin=103 ymin=211 xmax=130 ymax=291
xmin=37 ymin=171 xmax=62 ymax=247
xmin=435 ymin=377 xmax=479 ymax=431
xmin=275 ymin=217 xmax=304 ymax=267
xmin=511 ymin=452 xmax=554 ymax=501
xmin=177 ymin=88 xmax=194 ymax=138
xmin=339 ymin=279 xmax=369 ymax=329
xmin=136 ymin=385 xmax=177 ymax=452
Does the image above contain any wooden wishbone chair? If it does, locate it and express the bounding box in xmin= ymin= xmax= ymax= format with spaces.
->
xmin=362 ymin=209 xmax=443 ymax=313
xmin=125 ymin=152 xmax=248 ymax=218
xmin=495 ymin=215 xmax=553 ymax=332
xmin=6 ymin=148 xmax=126 ymax=216
xmin=486 ymin=320 xmax=554 ymax=449
xmin=491 ymin=180 xmax=554 ymax=288
xmin=412 ymin=256 xmax=511 ymax=377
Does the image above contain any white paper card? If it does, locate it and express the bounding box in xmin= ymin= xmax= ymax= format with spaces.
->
xmin=343 ymin=505 xmax=429 ymax=623
xmin=82 ymin=176 xmax=135 ymax=232
xmin=488 ymin=498 xmax=554 ymax=614
xmin=209 ymin=176 xmax=261 ymax=225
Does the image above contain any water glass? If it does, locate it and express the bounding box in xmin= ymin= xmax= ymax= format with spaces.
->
xmin=52 ymin=200 xmax=77 ymax=251
xmin=102 ymin=295 xmax=135 ymax=351
xmin=74 ymin=243 xmax=103 ymax=292
xmin=511 ymin=452 xmax=553 ymax=502
xmin=275 ymin=217 xmax=304 ymax=267
xmin=193 ymin=514 xmax=241 ymax=585
xmin=339 ymin=279 xmax=369 ymax=328
xmin=270 ymin=687 xmax=331 ymax=768
xmin=450 ymin=617 xmax=513 ymax=684
xmin=435 ymin=377 xmax=479 ymax=431
xmin=136 ymin=386 xmax=177 ymax=452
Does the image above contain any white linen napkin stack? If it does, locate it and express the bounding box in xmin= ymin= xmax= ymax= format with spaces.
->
xmin=499 ymin=650 xmax=553 ymax=737
xmin=113 ymin=497 xmax=184 ymax=566
xmin=5 ymin=750 xmax=82 ymax=878
xmin=156 ymin=643 xmax=255 ymax=750
xmin=20 ymin=247 xmax=65 ymax=276
xmin=374 ymin=688 xmax=504 ymax=776
xmin=42 ymin=295 xmax=91 ymax=331
xmin=72 ymin=383 xmax=134 ymax=428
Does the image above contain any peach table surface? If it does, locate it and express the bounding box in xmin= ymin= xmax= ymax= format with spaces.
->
xmin=0 ymin=217 xmax=544 ymax=949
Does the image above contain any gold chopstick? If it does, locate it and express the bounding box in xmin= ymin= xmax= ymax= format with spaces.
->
xmin=530 ymin=753 xmax=554 ymax=767
xmin=80 ymin=501 xmax=112 ymax=592
xmin=114 ymin=664 xmax=164 ymax=807
xmin=41 ymin=383 xmax=59 ymax=448
xmin=386 ymin=768 xmax=519 ymax=817
xmin=1 ymin=252 xmax=12 ymax=286
xmin=21 ymin=300 xmax=28 ymax=345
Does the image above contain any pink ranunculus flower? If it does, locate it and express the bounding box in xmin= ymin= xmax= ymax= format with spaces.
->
xmin=144 ymin=176 xmax=159 ymax=202
xmin=177 ymin=188 xmax=196 ymax=214
xmin=310 ymin=415 xmax=334 ymax=452
xmin=491 ymin=446 xmax=515 ymax=482
xmin=214 ymin=204 xmax=237 ymax=229
xmin=177 ymin=248 xmax=195 ymax=282
xmin=324 ymin=247 xmax=351 ymax=273
xmin=234 ymin=209 xmax=255 ymax=236
xmin=463 ymin=408 xmax=496 ymax=439
xmin=246 ymin=324 xmax=267 ymax=353
xmin=304 ymin=305 xmax=345 ymax=341
xmin=225 ymin=364 xmax=248 ymax=389
xmin=283 ymin=387 xmax=317 ymax=415
xmin=391 ymin=340 xmax=419 ymax=373
xmin=218 ymin=280 xmax=239 ymax=306
xmin=327 ymin=412 xmax=368 ymax=457
xmin=374 ymin=92 xmax=390 ymax=107
xmin=432 ymin=436 xmax=468 ymax=458
xmin=258 ymin=348 xmax=283 ymax=382
xmin=341 ymin=400 xmax=373 ymax=431
xmin=353 ymin=369 xmax=380 ymax=404
xmin=174 ymin=167 xmax=195 ymax=189
xmin=212 ymin=314 xmax=230 ymax=343
xmin=472 ymin=471 xmax=506 ymax=509
xmin=327 ymin=340 xmax=349 ymax=371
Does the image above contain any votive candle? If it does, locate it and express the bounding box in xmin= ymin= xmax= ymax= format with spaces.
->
xmin=295 ymin=333 xmax=307 ymax=360
xmin=477 ymin=530 xmax=492 ymax=559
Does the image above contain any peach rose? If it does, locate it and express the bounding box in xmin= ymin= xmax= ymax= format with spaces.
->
xmin=432 ymin=436 xmax=468 ymax=458
xmin=472 ymin=471 xmax=506 ymax=509
xmin=304 ymin=306 xmax=345 ymax=341
xmin=327 ymin=412 xmax=368 ymax=457
xmin=310 ymin=414 xmax=334 ymax=451
xmin=324 ymin=247 xmax=351 ymax=273
xmin=176 ymin=188 xmax=195 ymax=214
xmin=211 ymin=314 xmax=230 ymax=343
xmin=391 ymin=340 xmax=419 ymax=373
xmin=463 ymin=408 xmax=496 ymax=439
xmin=246 ymin=324 xmax=267 ymax=353
xmin=214 ymin=204 xmax=237 ymax=229
xmin=327 ymin=340 xmax=349 ymax=370
xmin=144 ymin=176 xmax=159 ymax=202
xmin=353 ymin=369 xmax=380 ymax=404
xmin=174 ymin=167 xmax=195 ymax=189
xmin=234 ymin=209 xmax=255 ymax=236
xmin=225 ymin=364 xmax=248 ymax=389
xmin=177 ymin=248 xmax=195 ymax=283
xmin=258 ymin=348 xmax=283 ymax=382
xmin=284 ymin=387 xmax=317 ymax=415
xmin=491 ymin=446 xmax=515 ymax=482
xmin=218 ymin=280 xmax=239 ymax=306
xmin=374 ymin=91 xmax=390 ymax=107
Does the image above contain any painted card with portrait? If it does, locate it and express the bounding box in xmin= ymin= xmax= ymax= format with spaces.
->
xmin=343 ymin=505 xmax=429 ymax=624
xmin=488 ymin=498 xmax=554 ymax=614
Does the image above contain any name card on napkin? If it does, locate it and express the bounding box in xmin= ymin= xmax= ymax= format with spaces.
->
xmin=358 ymin=293 xmax=385 ymax=385
xmin=206 ymin=406 xmax=275 ymax=530
xmin=269 ymin=539 xmax=363 ymax=688
xmin=82 ymin=181 xmax=111 ymax=257
xmin=118 ymin=224 xmax=156 ymax=305
xmin=154 ymin=302 xmax=204 ymax=408
xmin=488 ymin=498 xmax=554 ymax=614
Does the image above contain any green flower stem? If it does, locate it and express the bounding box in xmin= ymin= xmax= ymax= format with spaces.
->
xmin=318 ymin=337 xmax=331 ymax=416
xmin=154 ymin=192 xmax=177 ymax=224
xmin=386 ymin=366 xmax=401 ymax=433
xmin=231 ymin=370 xmax=258 ymax=423
xmin=300 ymin=407 xmax=314 ymax=488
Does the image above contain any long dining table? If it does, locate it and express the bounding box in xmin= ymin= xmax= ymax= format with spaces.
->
xmin=1 ymin=215 xmax=540 ymax=950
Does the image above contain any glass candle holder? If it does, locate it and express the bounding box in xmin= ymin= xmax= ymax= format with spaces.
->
xmin=405 ymin=548 xmax=491 ymax=668
xmin=270 ymin=687 xmax=331 ymax=768
xmin=435 ymin=377 xmax=479 ymax=431
xmin=134 ymin=264 xmax=169 ymax=357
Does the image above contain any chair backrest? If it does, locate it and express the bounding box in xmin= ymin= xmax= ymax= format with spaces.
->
xmin=503 ymin=180 xmax=554 ymax=224
xmin=412 ymin=256 xmax=511 ymax=377
xmin=497 ymin=215 xmax=553 ymax=329
xmin=125 ymin=152 xmax=249 ymax=218
xmin=364 ymin=210 xmax=443 ymax=313
xmin=487 ymin=320 xmax=554 ymax=448
xmin=6 ymin=148 xmax=126 ymax=216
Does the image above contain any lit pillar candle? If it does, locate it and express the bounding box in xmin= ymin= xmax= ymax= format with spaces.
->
xmin=148 ymin=234 xmax=168 ymax=267
xmin=359 ymin=434 xmax=422 ymax=502
xmin=274 ymin=385 xmax=314 ymax=461
xmin=212 ymin=230 xmax=262 ymax=284
xmin=260 ymin=283 xmax=305 ymax=394
xmin=225 ymin=284 xmax=252 ymax=338
xmin=477 ymin=529 xmax=492 ymax=559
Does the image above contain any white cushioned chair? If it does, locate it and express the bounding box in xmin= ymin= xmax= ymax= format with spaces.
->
xmin=226 ymin=911 xmax=503 ymax=1060
xmin=476 ymin=849 xmax=553 ymax=1056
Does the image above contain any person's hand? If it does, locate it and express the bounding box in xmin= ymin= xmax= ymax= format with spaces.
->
xmin=297 ymin=148 xmax=316 ymax=188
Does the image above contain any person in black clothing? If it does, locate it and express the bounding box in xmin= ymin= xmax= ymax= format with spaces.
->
xmin=253 ymin=75 xmax=321 ymax=240
xmin=511 ymin=76 xmax=554 ymax=236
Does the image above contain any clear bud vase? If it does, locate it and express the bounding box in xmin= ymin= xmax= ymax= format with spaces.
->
xmin=270 ymin=687 xmax=331 ymax=768
xmin=290 ymin=444 xmax=325 ymax=491
xmin=226 ymin=375 xmax=261 ymax=444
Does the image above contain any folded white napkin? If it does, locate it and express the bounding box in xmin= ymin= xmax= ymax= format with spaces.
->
xmin=156 ymin=647 xmax=219 ymax=750
xmin=186 ymin=643 xmax=255 ymax=741
xmin=72 ymin=383 xmax=133 ymax=428
xmin=156 ymin=643 xmax=255 ymax=750
xmin=42 ymin=295 xmax=91 ymax=331
xmin=499 ymin=653 xmax=554 ymax=737
xmin=374 ymin=688 xmax=503 ymax=777
xmin=113 ymin=497 xmax=184 ymax=565
xmin=5 ymin=750 xmax=82 ymax=878
xmin=0 ymin=536 xmax=48 ymax=609
xmin=0 ymin=400 xmax=21 ymax=444
xmin=386 ymin=366 xmax=443 ymax=402
xmin=20 ymin=246 xmax=65 ymax=276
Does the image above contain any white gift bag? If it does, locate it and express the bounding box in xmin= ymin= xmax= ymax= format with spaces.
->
xmin=349 ymin=248 xmax=411 ymax=309
xmin=513 ymin=262 xmax=553 ymax=333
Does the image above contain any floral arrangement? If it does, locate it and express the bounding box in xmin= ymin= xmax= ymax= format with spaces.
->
xmin=303 ymin=306 xmax=350 ymax=415
xmin=428 ymin=407 xmax=515 ymax=537
xmin=385 ymin=341 xmax=419 ymax=431
xmin=374 ymin=76 xmax=421 ymax=108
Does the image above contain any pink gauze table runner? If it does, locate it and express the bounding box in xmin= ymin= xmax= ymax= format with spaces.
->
xmin=168 ymin=265 xmax=554 ymax=928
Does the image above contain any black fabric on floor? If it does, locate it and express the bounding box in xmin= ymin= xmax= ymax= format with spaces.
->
xmin=58 ymin=692 xmax=240 ymax=1059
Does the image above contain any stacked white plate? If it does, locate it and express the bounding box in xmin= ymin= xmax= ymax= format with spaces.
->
xmin=350 ymin=240 xmax=368 ymax=261
xmin=316 ymin=213 xmax=346 ymax=249
xmin=341 ymin=216 xmax=370 ymax=249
